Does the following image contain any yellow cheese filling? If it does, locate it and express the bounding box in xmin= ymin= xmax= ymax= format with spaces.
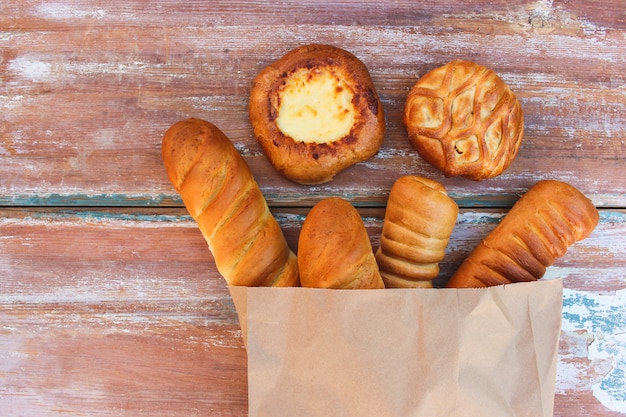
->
xmin=276 ymin=67 xmax=356 ymax=143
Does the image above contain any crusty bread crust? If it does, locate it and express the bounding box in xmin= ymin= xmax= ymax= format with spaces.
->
xmin=162 ymin=118 xmax=299 ymax=287
xmin=249 ymin=44 xmax=385 ymax=185
xmin=446 ymin=180 xmax=598 ymax=288
xmin=375 ymin=176 xmax=459 ymax=287
xmin=298 ymin=197 xmax=384 ymax=289
xmin=404 ymin=60 xmax=524 ymax=180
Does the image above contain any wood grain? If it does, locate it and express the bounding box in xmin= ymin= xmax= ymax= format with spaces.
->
xmin=1 ymin=0 xmax=625 ymax=415
xmin=2 ymin=0 xmax=625 ymax=207
xmin=1 ymin=208 xmax=625 ymax=415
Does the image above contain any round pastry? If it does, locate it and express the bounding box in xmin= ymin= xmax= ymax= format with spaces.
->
xmin=249 ymin=44 xmax=385 ymax=185
xmin=403 ymin=60 xmax=524 ymax=180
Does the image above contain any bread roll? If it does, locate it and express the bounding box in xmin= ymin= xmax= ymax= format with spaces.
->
xmin=404 ymin=60 xmax=524 ymax=180
xmin=375 ymin=176 xmax=458 ymax=288
xmin=298 ymin=197 xmax=384 ymax=289
xmin=446 ymin=180 xmax=598 ymax=288
xmin=162 ymin=118 xmax=299 ymax=287
xmin=249 ymin=44 xmax=385 ymax=185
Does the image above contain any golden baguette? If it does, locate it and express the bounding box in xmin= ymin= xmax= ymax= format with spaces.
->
xmin=162 ymin=118 xmax=299 ymax=287
xmin=446 ymin=180 xmax=598 ymax=288
xmin=375 ymin=176 xmax=458 ymax=288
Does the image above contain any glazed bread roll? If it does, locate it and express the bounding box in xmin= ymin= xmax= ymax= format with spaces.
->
xmin=249 ymin=44 xmax=385 ymax=185
xmin=162 ymin=118 xmax=299 ymax=287
xmin=446 ymin=180 xmax=598 ymax=288
xmin=298 ymin=197 xmax=384 ymax=289
xmin=375 ymin=176 xmax=458 ymax=288
xmin=404 ymin=60 xmax=524 ymax=180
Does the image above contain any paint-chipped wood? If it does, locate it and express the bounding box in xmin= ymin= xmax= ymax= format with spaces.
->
xmin=1 ymin=0 xmax=625 ymax=415
xmin=1 ymin=208 xmax=625 ymax=415
xmin=2 ymin=1 xmax=625 ymax=208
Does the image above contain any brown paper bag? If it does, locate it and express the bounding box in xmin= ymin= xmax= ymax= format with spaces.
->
xmin=229 ymin=279 xmax=563 ymax=417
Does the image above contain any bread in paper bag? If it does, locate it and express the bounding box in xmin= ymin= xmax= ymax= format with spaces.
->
xmin=161 ymin=118 xmax=299 ymax=287
xmin=298 ymin=197 xmax=384 ymax=289
xmin=446 ymin=180 xmax=598 ymax=288
xmin=375 ymin=175 xmax=458 ymax=288
xmin=228 ymin=279 xmax=563 ymax=417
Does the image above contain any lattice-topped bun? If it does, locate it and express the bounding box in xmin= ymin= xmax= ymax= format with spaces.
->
xmin=404 ymin=60 xmax=524 ymax=180
xmin=249 ymin=44 xmax=385 ymax=185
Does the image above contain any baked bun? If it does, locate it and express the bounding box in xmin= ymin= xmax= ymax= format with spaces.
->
xmin=404 ymin=60 xmax=524 ymax=180
xmin=162 ymin=118 xmax=299 ymax=287
xmin=446 ymin=180 xmax=598 ymax=288
xmin=375 ymin=176 xmax=458 ymax=288
xmin=298 ymin=197 xmax=384 ymax=289
xmin=249 ymin=44 xmax=385 ymax=185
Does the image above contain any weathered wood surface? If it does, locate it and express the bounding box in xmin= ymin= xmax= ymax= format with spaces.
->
xmin=2 ymin=0 xmax=625 ymax=207
xmin=1 ymin=208 xmax=625 ymax=416
xmin=1 ymin=0 xmax=625 ymax=415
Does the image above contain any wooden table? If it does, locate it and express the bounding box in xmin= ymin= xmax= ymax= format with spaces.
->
xmin=2 ymin=1 xmax=625 ymax=415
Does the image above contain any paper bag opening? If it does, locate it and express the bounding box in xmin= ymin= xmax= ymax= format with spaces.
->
xmin=229 ymin=279 xmax=563 ymax=417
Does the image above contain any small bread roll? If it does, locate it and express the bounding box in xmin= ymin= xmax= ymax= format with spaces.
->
xmin=446 ymin=180 xmax=598 ymax=288
xmin=249 ymin=44 xmax=385 ymax=185
xmin=298 ymin=197 xmax=384 ymax=289
xmin=375 ymin=176 xmax=458 ymax=288
xmin=404 ymin=60 xmax=524 ymax=180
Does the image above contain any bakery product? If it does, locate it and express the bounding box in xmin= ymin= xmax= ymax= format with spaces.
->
xmin=249 ymin=44 xmax=385 ymax=185
xmin=162 ymin=118 xmax=299 ymax=287
xmin=298 ymin=197 xmax=384 ymax=289
xmin=375 ymin=176 xmax=458 ymax=288
xmin=446 ymin=180 xmax=598 ymax=288
xmin=404 ymin=60 xmax=524 ymax=180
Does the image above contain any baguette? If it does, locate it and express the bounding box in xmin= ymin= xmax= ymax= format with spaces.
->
xmin=298 ymin=197 xmax=384 ymax=289
xmin=375 ymin=176 xmax=458 ymax=288
xmin=162 ymin=118 xmax=299 ymax=287
xmin=446 ymin=180 xmax=598 ymax=288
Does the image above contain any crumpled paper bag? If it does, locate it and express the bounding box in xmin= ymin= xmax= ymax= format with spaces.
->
xmin=229 ymin=279 xmax=563 ymax=417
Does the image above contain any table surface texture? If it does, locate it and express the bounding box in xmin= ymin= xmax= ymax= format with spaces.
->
xmin=1 ymin=1 xmax=625 ymax=416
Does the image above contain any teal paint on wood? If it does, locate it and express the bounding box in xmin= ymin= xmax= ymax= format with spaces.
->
xmin=0 ymin=193 xmax=183 ymax=207
xmin=24 ymin=209 xmax=193 ymax=224
xmin=0 ymin=192 xmax=523 ymax=209
xmin=562 ymin=288 xmax=626 ymax=413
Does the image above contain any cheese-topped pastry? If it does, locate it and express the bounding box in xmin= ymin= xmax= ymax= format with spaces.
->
xmin=249 ymin=44 xmax=385 ymax=185
xmin=276 ymin=66 xmax=356 ymax=144
xmin=404 ymin=60 xmax=524 ymax=180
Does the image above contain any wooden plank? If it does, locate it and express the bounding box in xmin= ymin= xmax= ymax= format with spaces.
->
xmin=1 ymin=208 xmax=625 ymax=415
xmin=0 ymin=208 xmax=248 ymax=415
xmin=2 ymin=207 xmax=623 ymax=292
xmin=2 ymin=0 xmax=625 ymax=207
xmin=0 ymin=305 xmax=247 ymax=417
xmin=1 ymin=0 xmax=625 ymax=415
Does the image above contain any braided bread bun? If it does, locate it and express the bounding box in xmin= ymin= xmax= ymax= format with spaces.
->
xmin=404 ymin=60 xmax=524 ymax=180
xmin=375 ymin=176 xmax=458 ymax=288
